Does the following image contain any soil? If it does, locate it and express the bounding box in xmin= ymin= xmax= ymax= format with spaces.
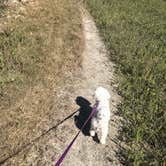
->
xmin=0 ymin=7 xmax=122 ymax=166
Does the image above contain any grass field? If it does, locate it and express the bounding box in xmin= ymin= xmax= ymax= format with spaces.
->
xmin=0 ymin=0 xmax=83 ymax=163
xmin=0 ymin=1 xmax=49 ymax=107
xmin=0 ymin=0 xmax=82 ymax=108
xmin=85 ymin=0 xmax=166 ymax=165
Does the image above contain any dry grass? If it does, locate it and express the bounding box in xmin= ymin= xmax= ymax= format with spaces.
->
xmin=0 ymin=0 xmax=83 ymax=163
xmin=0 ymin=0 xmax=82 ymax=108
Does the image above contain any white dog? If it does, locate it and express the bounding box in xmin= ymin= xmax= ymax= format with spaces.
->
xmin=90 ymin=87 xmax=111 ymax=144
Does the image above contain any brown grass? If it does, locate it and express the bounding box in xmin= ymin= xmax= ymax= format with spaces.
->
xmin=0 ymin=0 xmax=83 ymax=163
xmin=0 ymin=0 xmax=82 ymax=108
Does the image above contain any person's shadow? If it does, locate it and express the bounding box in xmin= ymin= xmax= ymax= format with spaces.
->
xmin=74 ymin=96 xmax=100 ymax=143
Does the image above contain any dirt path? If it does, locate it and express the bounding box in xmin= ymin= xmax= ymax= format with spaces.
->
xmin=1 ymin=7 xmax=121 ymax=166
xmin=61 ymin=8 xmax=122 ymax=166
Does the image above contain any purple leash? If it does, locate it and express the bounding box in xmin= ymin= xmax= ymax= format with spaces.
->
xmin=55 ymin=102 xmax=99 ymax=166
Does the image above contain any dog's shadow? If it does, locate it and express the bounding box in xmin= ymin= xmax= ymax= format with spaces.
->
xmin=74 ymin=96 xmax=100 ymax=143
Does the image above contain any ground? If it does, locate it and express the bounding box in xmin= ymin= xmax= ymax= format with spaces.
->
xmin=0 ymin=2 xmax=121 ymax=166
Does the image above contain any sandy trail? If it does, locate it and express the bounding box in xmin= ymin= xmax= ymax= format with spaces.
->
xmin=1 ymin=7 xmax=121 ymax=166
xmin=62 ymin=8 xmax=121 ymax=166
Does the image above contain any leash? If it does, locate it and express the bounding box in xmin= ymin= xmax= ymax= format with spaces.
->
xmin=55 ymin=101 xmax=99 ymax=166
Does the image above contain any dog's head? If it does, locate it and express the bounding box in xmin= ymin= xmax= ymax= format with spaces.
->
xmin=95 ymin=86 xmax=110 ymax=102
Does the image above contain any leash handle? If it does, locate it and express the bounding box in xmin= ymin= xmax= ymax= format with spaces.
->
xmin=55 ymin=102 xmax=98 ymax=166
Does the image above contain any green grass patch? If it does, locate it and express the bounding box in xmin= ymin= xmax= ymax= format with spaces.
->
xmin=85 ymin=0 xmax=166 ymax=165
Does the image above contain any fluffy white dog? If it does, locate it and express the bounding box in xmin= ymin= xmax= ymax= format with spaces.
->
xmin=90 ymin=87 xmax=111 ymax=144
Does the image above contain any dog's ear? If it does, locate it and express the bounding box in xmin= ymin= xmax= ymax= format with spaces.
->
xmin=94 ymin=94 xmax=98 ymax=101
xmin=106 ymin=90 xmax=111 ymax=100
xmin=102 ymin=88 xmax=110 ymax=100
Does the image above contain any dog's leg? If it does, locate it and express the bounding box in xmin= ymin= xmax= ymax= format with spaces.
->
xmin=90 ymin=118 xmax=97 ymax=137
xmin=90 ymin=130 xmax=95 ymax=137
xmin=100 ymin=121 xmax=109 ymax=144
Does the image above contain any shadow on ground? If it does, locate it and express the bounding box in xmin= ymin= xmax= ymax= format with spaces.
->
xmin=74 ymin=96 xmax=100 ymax=143
xmin=74 ymin=96 xmax=92 ymax=136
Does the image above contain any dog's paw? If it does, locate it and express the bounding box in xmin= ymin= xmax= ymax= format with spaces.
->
xmin=90 ymin=130 xmax=95 ymax=137
xmin=100 ymin=139 xmax=106 ymax=144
